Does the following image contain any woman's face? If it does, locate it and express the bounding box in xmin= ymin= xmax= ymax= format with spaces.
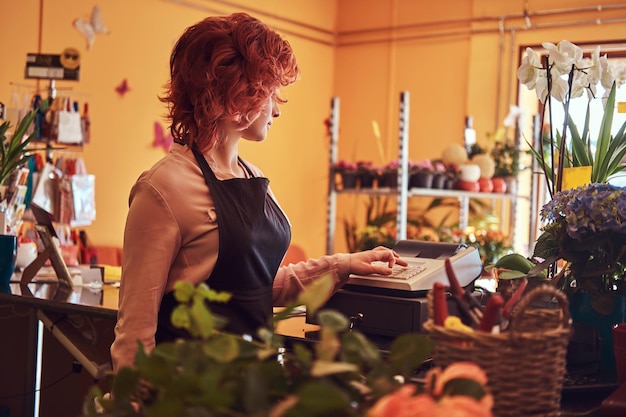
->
xmin=241 ymin=95 xmax=280 ymax=142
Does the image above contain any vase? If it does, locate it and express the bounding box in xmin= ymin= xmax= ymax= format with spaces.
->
xmin=568 ymin=290 xmax=626 ymax=378
xmin=0 ymin=234 xmax=18 ymax=294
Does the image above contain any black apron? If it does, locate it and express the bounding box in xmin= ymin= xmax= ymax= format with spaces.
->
xmin=156 ymin=147 xmax=291 ymax=342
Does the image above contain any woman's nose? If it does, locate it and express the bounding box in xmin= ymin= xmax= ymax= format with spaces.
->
xmin=272 ymin=100 xmax=281 ymax=118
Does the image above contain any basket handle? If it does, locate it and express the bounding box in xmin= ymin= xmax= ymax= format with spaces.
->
xmin=509 ymin=284 xmax=571 ymax=331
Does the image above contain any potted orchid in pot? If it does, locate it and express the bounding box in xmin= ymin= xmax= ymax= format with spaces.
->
xmin=518 ymin=39 xmax=626 ymax=375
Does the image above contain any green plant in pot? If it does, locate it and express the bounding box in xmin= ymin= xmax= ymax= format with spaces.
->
xmin=518 ymin=39 xmax=626 ymax=375
xmin=0 ymin=111 xmax=37 ymax=200
xmin=84 ymin=275 xmax=494 ymax=417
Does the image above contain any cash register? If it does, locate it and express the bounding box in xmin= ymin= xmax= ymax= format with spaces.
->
xmin=307 ymin=240 xmax=484 ymax=339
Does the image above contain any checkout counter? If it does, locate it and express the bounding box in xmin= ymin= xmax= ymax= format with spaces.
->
xmin=0 ymin=266 xmax=621 ymax=417
xmin=0 ymin=277 xmax=317 ymax=417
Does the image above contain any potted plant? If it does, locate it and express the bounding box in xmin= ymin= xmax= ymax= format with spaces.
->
xmin=408 ymin=159 xmax=435 ymax=189
xmin=333 ymin=159 xmax=359 ymax=190
xmin=0 ymin=111 xmax=36 ymax=201
xmin=84 ymin=276 xmax=494 ymax=416
xmin=518 ymin=40 xmax=626 ymax=376
xmin=356 ymin=160 xmax=376 ymax=189
xmin=376 ymin=160 xmax=399 ymax=189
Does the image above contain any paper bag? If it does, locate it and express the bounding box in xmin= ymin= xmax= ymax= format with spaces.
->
xmin=57 ymin=99 xmax=83 ymax=144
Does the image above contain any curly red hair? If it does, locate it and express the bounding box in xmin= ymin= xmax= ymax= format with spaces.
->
xmin=159 ymin=13 xmax=300 ymax=151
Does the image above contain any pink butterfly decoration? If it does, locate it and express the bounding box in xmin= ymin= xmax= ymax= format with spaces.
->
xmin=115 ymin=79 xmax=130 ymax=96
xmin=153 ymin=122 xmax=173 ymax=153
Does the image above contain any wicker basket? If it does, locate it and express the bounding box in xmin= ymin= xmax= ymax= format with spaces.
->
xmin=423 ymin=285 xmax=571 ymax=417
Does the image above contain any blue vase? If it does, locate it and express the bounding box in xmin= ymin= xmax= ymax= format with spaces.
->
xmin=0 ymin=234 xmax=17 ymax=294
xmin=568 ymin=291 xmax=626 ymax=377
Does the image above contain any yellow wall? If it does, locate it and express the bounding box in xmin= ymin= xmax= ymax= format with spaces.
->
xmin=1 ymin=0 xmax=625 ymax=258
xmin=331 ymin=0 xmax=626 ymax=253
xmin=0 ymin=0 xmax=337 ymax=258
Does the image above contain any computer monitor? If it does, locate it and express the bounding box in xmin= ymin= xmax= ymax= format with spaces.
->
xmin=20 ymin=203 xmax=74 ymax=289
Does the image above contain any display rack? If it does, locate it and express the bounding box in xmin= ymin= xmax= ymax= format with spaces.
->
xmin=326 ymin=91 xmax=522 ymax=255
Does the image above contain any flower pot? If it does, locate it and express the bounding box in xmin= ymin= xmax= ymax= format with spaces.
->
xmin=359 ymin=171 xmax=376 ymax=189
xmin=340 ymin=171 xmax=358 ymax=190
xmin=378 ymin=170 xmax=398 ymax=189
xmin=409 ymin=171 xmax=433 ymax=189
xmin=568 ymin=291 xmax=626 ymax=377
xmin=0 ymin=234 xmax=17 ymax=294
xmin=431 ymin=173 xmax=447 ymax=189
xmin=455 ymin=179 xmax=479 ymax=192
xmin=478 ymin=177 xmax=493 ymax=193
xmin=492 ymin=177 xmax=507 ymax=193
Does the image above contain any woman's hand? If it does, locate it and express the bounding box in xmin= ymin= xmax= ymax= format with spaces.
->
xmin=348 ymin=246 xmax=408 ymax=276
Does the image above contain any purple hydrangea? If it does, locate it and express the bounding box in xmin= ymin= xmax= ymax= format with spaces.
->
xmin=540 ymin=183 xmax=626 ymax=239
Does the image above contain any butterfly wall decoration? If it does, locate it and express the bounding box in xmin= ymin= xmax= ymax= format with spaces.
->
xmin=73 ymin=5 xmax=110 ymax=50
xmin=153 ymin=122 xmax=174 ymax=153
xmin=115 ymin=79 xmax=130 ymax=97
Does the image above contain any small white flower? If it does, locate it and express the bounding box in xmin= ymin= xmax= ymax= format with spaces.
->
xmin=600 ymin=54 xmax=615 ymax=90
xmin=542 ymin=40 xmax=584 ymax=74
xmin=517 ymin=47 xmax=543 ymax=89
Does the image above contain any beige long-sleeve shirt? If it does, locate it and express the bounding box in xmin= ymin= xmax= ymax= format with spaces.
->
xmin=110 ymin=143 xmax=351 ymax=371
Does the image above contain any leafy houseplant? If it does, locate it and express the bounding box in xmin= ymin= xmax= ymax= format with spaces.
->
xmin=0 ymin=111 xmax=36 ymax=195
xmin=85 ymin=276 xmax=493 ymax=417
xmin=518 ymin=40 xmax=626 ymax=195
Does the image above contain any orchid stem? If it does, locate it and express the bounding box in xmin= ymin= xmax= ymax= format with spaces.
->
xmin=556 ymin=64 xmax=575 ymax=193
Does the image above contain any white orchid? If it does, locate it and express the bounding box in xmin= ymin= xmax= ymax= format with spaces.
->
xmin=518 ymin=39 xmax=626 ymax=195
xmin=517 ymin=47 xmax=543 ymax=89
xmin=519 ymin=40 xmax=614 ymax=104
xmin=542 ymin=40 xmax=584 ymax=75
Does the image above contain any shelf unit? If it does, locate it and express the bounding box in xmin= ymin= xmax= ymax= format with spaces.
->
xmin=325 ymin=91 xmax=522 ymax=255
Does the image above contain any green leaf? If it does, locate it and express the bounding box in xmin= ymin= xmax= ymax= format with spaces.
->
xmin=593 ymin=82 xmax=616 ymax=182
xmin=110 ymin=366 xmax=141 ymax=401
xmin=293 ymin=342 xmax=313 ymax=367
xmin=196 ymin=283 xmax=232 ymax=303
xmin=0 ymin=111 xmax=36 ymax=186
xmin=296 ymin=274 xmax=334 ymax=315
xmin=202 ymin=333 xmax=240 ymax=362
xmin=497 ymin=270 xmax=529 ymax=280
xmin=442 ymin=378 xmax=487 ymax=400
xmin=340 ymin=331 xmax=381 ymax=367
xmin=144 ymin=397 xmax=184 ymax=417
xmin=171 ymin=304 xmax=191 ymax=330
xmin=173 ymin=281 xmax=195 ymax=303
xmin=190 ymin=294 xmax=215 ymax=339
xmin=287 ymin=381 xmax=352 ymax=417
xmin=316 ymin=309 xmax=349 ymax=332
xmin=387 ymin=333 xmax=433 ymax=378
